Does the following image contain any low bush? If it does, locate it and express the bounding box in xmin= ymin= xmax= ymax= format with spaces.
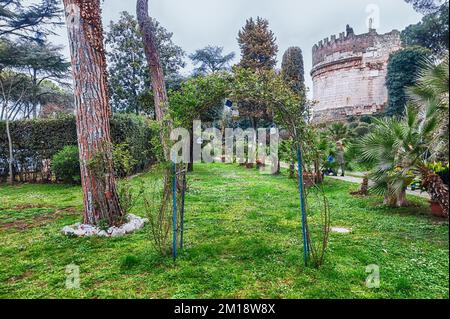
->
xmin=113 ymin=143 xmax=138 ymax=178
xmin=51 ymin=145 xmax=80 ymax=184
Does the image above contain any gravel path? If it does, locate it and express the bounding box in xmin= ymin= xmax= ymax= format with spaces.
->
xmin=327 ymin=175 xmax=431 ymax=200
xmin=280 ymin=161 xmax=430 ymax=200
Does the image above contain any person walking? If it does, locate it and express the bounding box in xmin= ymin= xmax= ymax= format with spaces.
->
xmin=336 ymin=141 xmax=346 ymax=177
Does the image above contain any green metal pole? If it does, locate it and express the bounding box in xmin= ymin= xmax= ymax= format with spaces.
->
xmin=172 ymin=158 xmax=178 ymax=261
xmin=296 ymin=144 xmax=309 ymax=266
xmin=180 ymin=168 xmax=186 ymax=251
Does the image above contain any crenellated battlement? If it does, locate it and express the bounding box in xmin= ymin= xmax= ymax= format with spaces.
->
xmin=310 ymin=26 xmax=402 ymax=123
xmin=312 ymin=25 xmax=400 ymax=66
xmin=312 ymin=25 xmax=355 ymax=52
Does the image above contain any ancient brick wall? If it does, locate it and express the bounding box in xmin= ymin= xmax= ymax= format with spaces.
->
xmin=311 ymin=28 xmax=402 ymax=123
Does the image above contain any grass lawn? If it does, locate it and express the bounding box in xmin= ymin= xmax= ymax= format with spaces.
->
xmin=0 ymin=163 xmax=448 ymax=299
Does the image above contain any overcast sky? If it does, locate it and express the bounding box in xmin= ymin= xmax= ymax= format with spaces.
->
xmin=46 ymin=0 xmax=422 ymax=94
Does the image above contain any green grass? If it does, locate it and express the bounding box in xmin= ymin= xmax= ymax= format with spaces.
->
xmin=0 ymin=163 xmax=448 ymax=299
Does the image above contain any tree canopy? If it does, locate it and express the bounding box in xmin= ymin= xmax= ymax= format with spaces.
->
xmin=189 ymin=46 xmax=235 ymax=75
xmin=169 ymin=72 xmax=231 ymax=127
xmin=0 ymin=39 xmax=70 ymax=119
xmin=404 ymin=0 xmax=445 ymax=14
xmin=401 ymin=1 xmax=449 ymax=55
xmin=106 ymin=11 xmax=185 ymax=115
xmin=0 ymin=0 xmax=62 ymax=41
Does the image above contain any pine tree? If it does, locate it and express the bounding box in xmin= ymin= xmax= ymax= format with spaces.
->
xmin=63 ymin=0 xmax=124 ymax=226
xmin=237 ymin=17 xmax=278 ymax=71
xmin=106 ymin=11 xmax=185 ymax=115
xmin=189 ymin=46 xmax=235 ymax=75
xmin=0 ymin=0 xmax=62 ymax=41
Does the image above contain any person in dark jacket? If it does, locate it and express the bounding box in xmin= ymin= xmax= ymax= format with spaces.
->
xmin=336 ymin=141 xmax=346 ymax=177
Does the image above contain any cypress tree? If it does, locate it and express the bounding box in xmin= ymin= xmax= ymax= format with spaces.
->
xmin=237 ymin=17 xmax=278 ymax=71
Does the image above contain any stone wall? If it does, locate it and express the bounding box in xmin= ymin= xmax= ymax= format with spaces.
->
xmin=311 ymin=27 xmax=402 ymax=123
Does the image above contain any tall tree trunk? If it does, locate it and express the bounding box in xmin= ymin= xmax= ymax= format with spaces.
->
xmin=289 ymin=161 xmax=295 ymax=179
xmin=63 ymin=0 xmax=123 ymax=226
xmin=32 ymin=70 xmax=37 ymax=119
xmin=137 ymin=0 xmax=185 ymax=256
xmin=188 ymin=131 xmax=194 ymax=172
xmin=274 ymin=159 xmax=281 ymax=174
xmin=5 ymin=112 xmax=13 ymax=185
xmin=314 ymin=159 xmax=323 ymax=184
xmin=137 ymin=0 xmax=172 ymax=160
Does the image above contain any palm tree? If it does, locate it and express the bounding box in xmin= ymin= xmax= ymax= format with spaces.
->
xmin=359 ymin=103 xmax=448 ymax=214
xmin=328 ymin=122 xmax=349 ymax=143
xmin=408 ymin=54 xmax=449 ymax=160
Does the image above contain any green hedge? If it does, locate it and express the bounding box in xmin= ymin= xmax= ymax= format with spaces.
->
xmin=0 ymin=114 xmax=156 ymax=182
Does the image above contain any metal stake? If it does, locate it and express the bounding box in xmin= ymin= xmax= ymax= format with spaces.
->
xmin=180 ymin=168 xmax=187 ymax=251
xmin=297 ymin=144 xmax=309 ymax=266
xmin=172 ymin=160 xmax=178 ymax=261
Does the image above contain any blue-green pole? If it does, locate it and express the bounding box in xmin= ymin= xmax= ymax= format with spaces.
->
xmin=180 ymin=169 xmax=186 ymax=251
xmin=296 ymin=144 xmax=309 ymax=266
xmin=172 ymin=159 xmax=178 ymax=261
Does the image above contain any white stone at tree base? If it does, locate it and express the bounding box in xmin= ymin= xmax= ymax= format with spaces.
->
xmin=62 ymin=214 xmax=148 ymax=237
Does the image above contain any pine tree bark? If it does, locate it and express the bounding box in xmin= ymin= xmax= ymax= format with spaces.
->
xmin=32 ymin=70 xmax=38 ymax=119
xmin=63 ymin=0 xmax=123 ymax=226
xmin=137 ymin=0 xmax=172 ymax=161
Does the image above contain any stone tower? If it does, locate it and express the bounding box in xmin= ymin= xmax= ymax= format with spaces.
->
xmin=311 ymin=26 xmax=402 ymax=123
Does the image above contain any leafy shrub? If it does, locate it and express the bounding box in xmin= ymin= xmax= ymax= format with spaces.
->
xmin=386 ymin=46 xmax=431 ymax=116
xmin=353 ymin=124 xmax=371 ymax=138
xmin=113 ymin=143 xmax=137 ymax=178
xmin=142 ymin=168 xmax=173 ymax=256
xmin=428 ymin=162 xmax=449 ymax=185
xmin=428 ymin=161 xmax=450 ymax=174
xmin=110 ymin=113 xmax=156 ymax=173
xmin=51 ymin=145 xmax=81 ymax=184
xmin=117 ymin=179 xmax=142 ymax=215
